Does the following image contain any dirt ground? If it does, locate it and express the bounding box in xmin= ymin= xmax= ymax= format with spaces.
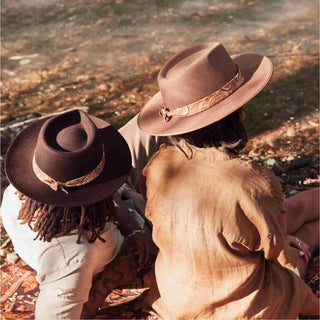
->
xmin=1 ymin=0 xmax=319 ymax=129
xmin=0 ymin=0 xmax=319 ymax=262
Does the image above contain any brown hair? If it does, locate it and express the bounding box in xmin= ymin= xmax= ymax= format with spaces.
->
xmin=17 ymin=192 xmax=116 ymax=243
xmin=170 ymin=108 xmax=247 ymax=154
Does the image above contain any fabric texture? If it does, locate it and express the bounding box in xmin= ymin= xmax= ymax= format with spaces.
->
xmin=0 ymin=114 xmax=165 ymax=319
xmin=119 ymin=114 xmax=168 ymax=192
xmin=0 ymin=259 xmax=153 ymax=319
xmin=1 ymin=254 xmax=320 ymax=319
xmin=142 ymin=142 xmax=319 ymax=319
xmin=1 ymin=184 xmax=124 ymax=319
xmin=0 ymin=260 xmax=38 ymax=319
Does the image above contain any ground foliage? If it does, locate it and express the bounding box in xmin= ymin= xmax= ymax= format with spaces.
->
xmin=1 ymin=0 xmax=319 ymax=265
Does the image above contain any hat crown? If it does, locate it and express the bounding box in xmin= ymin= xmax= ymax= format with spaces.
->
xmin=56 ymin=125 xmax=88 ymax=151
xmin=34 ymin=110 xmax=103 ymax=183
xmin=158 ymin=42 xmax=237 ymax=110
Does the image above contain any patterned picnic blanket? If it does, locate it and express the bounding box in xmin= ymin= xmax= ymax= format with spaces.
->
xmin=0 ymin=259 xmax=154 ymax=320
xmin=1 ymin=255 xmax=319 ymax=320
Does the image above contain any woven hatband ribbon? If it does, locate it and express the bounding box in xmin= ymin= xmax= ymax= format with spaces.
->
xmin=32 ymin=144 xmax=105 ymax=194
xmin=159 ymin=66 xmax=244 ymax=122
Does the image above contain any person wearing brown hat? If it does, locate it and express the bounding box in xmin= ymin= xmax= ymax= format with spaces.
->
xmin=1 ymin=109 xmax=158 ymax=319
xmin=138 ymin=42 xmax=319 ymax=319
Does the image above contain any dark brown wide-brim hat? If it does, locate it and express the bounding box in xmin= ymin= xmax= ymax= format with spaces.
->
xmin=138 ymin=42 xmax=273 ymax=136
xmin=5 ymin=109 xmax=132 ymax=207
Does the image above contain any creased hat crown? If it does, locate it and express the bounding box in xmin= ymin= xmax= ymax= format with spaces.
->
xmin=159 ymin=42 xmax=237 ymax=109
xmin=34 ymin=110 xmax=103 ymax=182
xmin=138 ymin=42 xmax=273 ymax=136
xmin=5 ymin=109 xmax=131 ymax=206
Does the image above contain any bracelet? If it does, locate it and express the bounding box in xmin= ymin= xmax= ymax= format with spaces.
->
xmin=126 ymin=229 xmax=146 ymax=239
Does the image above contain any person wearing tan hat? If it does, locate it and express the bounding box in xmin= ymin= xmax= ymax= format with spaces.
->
xmin=138 ymin=43 xmax=319 ymax=319
xmin=1 ymin=109 xmax=159 ymax=319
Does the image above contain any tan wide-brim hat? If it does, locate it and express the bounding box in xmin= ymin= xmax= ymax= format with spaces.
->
xmin=5 ymin=109 xmax=131 ymax=207
xmin=138 ymin=42 xmax=273 ymax=136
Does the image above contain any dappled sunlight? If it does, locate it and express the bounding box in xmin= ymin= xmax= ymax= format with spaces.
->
xmin=1 ymin=0 xmax=318 ymax=177
xmin=0 ymin=2 xmax=319 ymax=313
xmin=1 ymin=0 xmax=318 ymax=132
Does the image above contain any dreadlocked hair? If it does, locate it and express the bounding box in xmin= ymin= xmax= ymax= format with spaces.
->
xmin=17 ymin=192 xmax=116 ymax=244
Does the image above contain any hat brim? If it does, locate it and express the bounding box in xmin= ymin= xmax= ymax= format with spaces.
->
xmin=138 ymin=53 xmax=273 ymax=136
xmin=5 ymin=115 xmax=132 ymax=207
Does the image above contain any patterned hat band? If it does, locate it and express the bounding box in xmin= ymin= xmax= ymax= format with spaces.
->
xmin=32 ymin=144 xmax=105 ymax=194
xmin=159 ymin=66 xmax=244 ymax=123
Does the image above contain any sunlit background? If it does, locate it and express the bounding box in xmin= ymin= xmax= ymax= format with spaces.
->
xmin=1 ymin=0 xmax=319 ymax=155
xmin=0 ymin=0 xmax=319 ymax=286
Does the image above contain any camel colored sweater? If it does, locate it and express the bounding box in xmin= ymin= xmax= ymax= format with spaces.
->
xmin=142 ymin=143 xmax=318 ymax=319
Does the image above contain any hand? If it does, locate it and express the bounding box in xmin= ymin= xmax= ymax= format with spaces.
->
xmin=287 ymin=235 xmax=311 ymax=263
xmin=125 ymin=231 xmax=158 ymax=271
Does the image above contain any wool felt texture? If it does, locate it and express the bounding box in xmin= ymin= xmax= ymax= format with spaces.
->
xmin=138 ymin=42 xmax=273 ymax=136
xmin=5 ymin=110 xmax=132 ymax=206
